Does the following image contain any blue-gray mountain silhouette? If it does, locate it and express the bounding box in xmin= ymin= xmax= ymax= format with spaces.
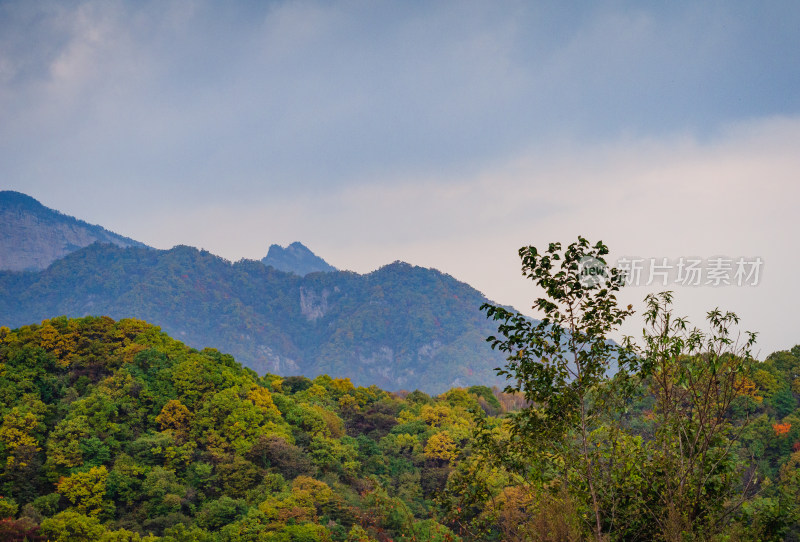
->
xmin=0 ymin=191 xmax=147 ymax=271
xmin=262 ymin=242 xmax=337 ymax=276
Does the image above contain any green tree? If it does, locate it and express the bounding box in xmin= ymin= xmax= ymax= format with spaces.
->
xmin=638 ymin=291 xmax=758 ymax=539
xmin=40 ymin=510 xmax=106 ymax=541
xmin=0 ymin=407 xmax=42 ymax=467
xmin=56 ymin=465 xmax=111 ymax=516
xmin=156 ymin=399 xmax=193 ymax=441
xmin=481 ymin=237 xmax=633 ymax=540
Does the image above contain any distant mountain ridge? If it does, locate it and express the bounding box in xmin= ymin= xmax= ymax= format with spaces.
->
xmin=0 ymin=192 xmax=515 ymax=393
xmin=0 ymin=190 xmax=147 ymax=271
xmin=263 ymin=242 xmax=337 ymax=276
xmin=0 ymin=243 xmax=510 ymax=393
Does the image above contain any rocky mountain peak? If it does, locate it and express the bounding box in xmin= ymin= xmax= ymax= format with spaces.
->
xmin=262 ymin=242 xmax=337 ymax=276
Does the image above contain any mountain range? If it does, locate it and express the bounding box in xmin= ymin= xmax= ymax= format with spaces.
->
xmin=0 ymin=191 xmax=515 ymax=393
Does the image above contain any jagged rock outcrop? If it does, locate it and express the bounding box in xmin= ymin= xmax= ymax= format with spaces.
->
xmin=262 ymin=242 xmax=337 ymax=276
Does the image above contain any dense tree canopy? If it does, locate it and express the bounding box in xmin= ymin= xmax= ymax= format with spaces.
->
xmin=0 ymin=316 xmax=481 ymax=541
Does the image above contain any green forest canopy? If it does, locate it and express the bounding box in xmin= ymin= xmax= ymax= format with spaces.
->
xmin=0 ymin=310 xmax=798 ymax=541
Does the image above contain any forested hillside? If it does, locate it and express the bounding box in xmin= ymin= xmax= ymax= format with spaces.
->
xmin=0 ymin=316 xmax=469 ymax=540
xmin=0 ymin=316 xmax=798 ymax=541
xmin=0 ymin=243 xmax=509 ymax=393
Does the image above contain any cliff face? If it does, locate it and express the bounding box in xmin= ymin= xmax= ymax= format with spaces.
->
xmin=0 ymin=191 xmax=147 ymax=271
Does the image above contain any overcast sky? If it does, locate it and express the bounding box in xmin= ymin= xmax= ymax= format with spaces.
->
xmin=3 ymin=0 xmax=800 ymax=356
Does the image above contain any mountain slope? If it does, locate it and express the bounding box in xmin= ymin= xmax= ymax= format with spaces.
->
xmin=0 ymin=191 xmax=147 ymax=271
xmin=0 ymin=316 xmax=465 ymax=540
xmin=262 ymin=241 xmax=337 ymax=275
xmin=0 ymin=243 xmax=511 ymax=393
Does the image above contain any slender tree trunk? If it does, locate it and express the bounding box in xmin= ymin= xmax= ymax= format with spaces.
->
xmin=580 ymin=397 xmax=603 ymax=540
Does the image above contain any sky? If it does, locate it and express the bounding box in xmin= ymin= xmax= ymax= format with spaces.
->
xmin=2 ymin=0 xmax=800 ymax=357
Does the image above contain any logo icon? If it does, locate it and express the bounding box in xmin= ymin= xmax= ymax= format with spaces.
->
xmin=578 ymin=256 xmax=608 ymax=288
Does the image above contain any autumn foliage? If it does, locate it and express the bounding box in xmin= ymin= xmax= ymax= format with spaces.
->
xmin=0 ymin=312 xmax=799 ymax=540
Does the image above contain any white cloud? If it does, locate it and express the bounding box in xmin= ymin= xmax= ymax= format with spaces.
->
xmin=118 ymin=115 xmax=800 ymax=356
